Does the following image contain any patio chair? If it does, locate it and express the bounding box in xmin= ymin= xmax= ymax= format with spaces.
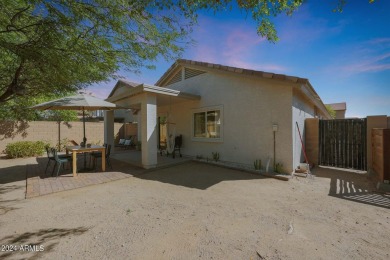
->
xmin=123 ymin=139 xmax=132 ymax=149
xmin=51 ymin=148 xmax=72 ymax=178
xmin=114 ymin=138 xmax=125 ymax=148
xmin=172 ymin=135 xmax=182 ymax=158
xmin=88 ymin=143 xmax=107 ymax=166
xmin=90 ymin=144 xmax=112 ymax=171
xmin=115 ymin=138 xmax=132 ymax=149
xmin=45 ymin=147 xmax=71 ymax=175
xmin=164 ymin=135 xmax=182 ymax=158
xmin=69 ymin=140 xmax=79 ymax=146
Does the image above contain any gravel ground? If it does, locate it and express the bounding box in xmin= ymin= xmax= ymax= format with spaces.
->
xmin=0 ymin=158 xmax=389 ymax=260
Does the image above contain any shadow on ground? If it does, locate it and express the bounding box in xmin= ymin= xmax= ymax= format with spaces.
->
xmin=0 ymin=227 xmax=89 ymax=259
xmin=314 ymin=167 xmax=390 ymax=209
xmin=0 ymin=162 xmax=30 ymax=184
xmin=135 ymin=161 xmax=266 ymax=190
xmin=0 ymin=185 xmax=21 ymax=217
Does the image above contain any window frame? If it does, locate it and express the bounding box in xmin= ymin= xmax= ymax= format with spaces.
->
xmin=191 ymin=105 xmax=223 ymax=142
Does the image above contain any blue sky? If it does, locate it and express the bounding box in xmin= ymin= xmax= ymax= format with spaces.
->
xmin=88 ymin=1 xmax=390 ymax=118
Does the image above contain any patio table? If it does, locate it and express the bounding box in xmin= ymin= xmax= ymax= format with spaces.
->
xmin=66 ymin=145 xmax=106 ymax=177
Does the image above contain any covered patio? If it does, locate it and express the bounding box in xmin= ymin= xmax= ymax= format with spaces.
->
xmin=104 ymin=80 xmax=200 ymax=169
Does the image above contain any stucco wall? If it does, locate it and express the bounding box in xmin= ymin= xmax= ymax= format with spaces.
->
xmin=160 ymin=70 xmax=294 ymax=171
xmin=114 ymin=109 xmax=135 ymax=123
xmin=292 ymin=88 xmax=315 ymax=169
xmin=0 ymin=121 xmax=124 ymax=153
xmin=335 ymin=110 xmax=346 ymax=119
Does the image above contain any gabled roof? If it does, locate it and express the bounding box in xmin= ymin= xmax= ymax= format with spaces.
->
xmin=156 ymin=59 xmax=311 ymax=86
xmin=107 ymin=79 xmax=141 ymax=99
xmin=327 ymin=102 xmax=347 ymax=111
xmin=106 ymin=81 xmax=200 ymax=104
xmin=156 ymin=59 xmax=331 ymax=118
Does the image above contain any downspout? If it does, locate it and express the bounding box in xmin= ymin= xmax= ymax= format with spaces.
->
xmin=272 ymin=124 xmax=278 ymax=170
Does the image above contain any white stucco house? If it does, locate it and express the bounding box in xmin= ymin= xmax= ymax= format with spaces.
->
xmin=104 ymin=59 xmax=330 ymax=172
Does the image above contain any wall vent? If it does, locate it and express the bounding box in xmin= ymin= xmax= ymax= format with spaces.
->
xmin=185 ymin=68 xmax=206 ymax=80
xmin=166 ymin=70 xmax=182 ymax=85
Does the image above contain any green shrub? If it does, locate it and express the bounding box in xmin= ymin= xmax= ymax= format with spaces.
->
xmin=5 ymin=141 xmax=49 ymax=158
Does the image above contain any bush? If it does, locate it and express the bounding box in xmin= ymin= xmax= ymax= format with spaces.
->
xmin=5 ymin=141 xmax=49 ymax=158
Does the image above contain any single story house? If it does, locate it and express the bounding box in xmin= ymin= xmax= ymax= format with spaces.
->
xmin=104 ymin=59 xmax=331 ymax=172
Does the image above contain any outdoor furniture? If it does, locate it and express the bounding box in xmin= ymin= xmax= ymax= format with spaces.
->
xmin=66 ymin=145 xmax=106 ymax=177
xmin=114 ymin=139 xmax=125 ymax=148
xmin=172 ymin=135 xmax=182 ymax=158
xmin=90 ymin=144 xmax=112 ymax=171
xmin=163 ymin=135 xmax=182 ymax=158
xmin=89 ymin=143 xmax=107 ymax=167
xmin=51 ymin=148 xmax=72 ymax=178
xmin=115 ymin=137 xmax=134 ymax=149
xmin=45 ymin=147 xmax=72 ymax=175
xmin=70 ymin=140 xmax=79 ymax=146
xmin=123 ymin=139 xmax=132 ymax=149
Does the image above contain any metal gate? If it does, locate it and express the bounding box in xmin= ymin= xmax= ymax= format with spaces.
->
xmin=319 ymin=119 xmax=367 ymax=171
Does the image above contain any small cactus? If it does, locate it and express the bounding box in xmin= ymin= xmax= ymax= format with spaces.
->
xmin=254 ymin=159 xmax=262 ymax=170
xmin=274 ymin=163 xmax=285 ymax=174
xmin=212 ymin=152 xmax=220 ymax=162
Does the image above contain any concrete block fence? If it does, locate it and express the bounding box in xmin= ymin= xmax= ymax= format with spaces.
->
xmin=0 ymin=121 xmax=137 ymax=153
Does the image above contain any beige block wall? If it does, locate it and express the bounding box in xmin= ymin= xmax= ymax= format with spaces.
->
xmin=388 ymin=117 xmax=390 ymax=128
xmin=161 ymin=70 xmax=294 ymax=172
xmin=304 ymin=118 xmax=319 ymax=166
xmin=0 ymin=121 xmax=124 ymax=153
xmin=366 ymin=116 xmax=388 ymax=171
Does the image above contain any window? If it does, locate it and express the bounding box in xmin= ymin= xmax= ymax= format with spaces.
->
xmin=192 ymin=106 xmax=222 ymax=141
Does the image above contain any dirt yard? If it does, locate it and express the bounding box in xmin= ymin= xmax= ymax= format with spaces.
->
xmin=0 ymin=159 xmax=389 ymax=259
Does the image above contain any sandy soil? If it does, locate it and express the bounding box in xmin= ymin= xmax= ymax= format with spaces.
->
xmin=0 ymin=159 xmax=389 ymax=260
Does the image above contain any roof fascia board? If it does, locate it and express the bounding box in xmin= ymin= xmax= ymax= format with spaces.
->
xmin=106 ymin=84 xmax=201 ymax=103
xmin=106 ymin=85 xmax=144 ymax=103
xmin=156 ymin=62 xmax=181 ymax=86
xmin=299 ymin=83 xmax=331 ymax=119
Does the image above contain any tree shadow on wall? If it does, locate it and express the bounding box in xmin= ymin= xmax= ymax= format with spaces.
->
xmin=0 ymin=227 xmax=89 ymax=259
xmin=0 ymin=121 xmax=30 ymax=140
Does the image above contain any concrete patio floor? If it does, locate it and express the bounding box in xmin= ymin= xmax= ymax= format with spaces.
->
xmin=111 ymin=149 xmax=191 ymax=168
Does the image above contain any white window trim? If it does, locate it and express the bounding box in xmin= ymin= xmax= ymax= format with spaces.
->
xmin=191 ymin=105 xmax=223 ymax=143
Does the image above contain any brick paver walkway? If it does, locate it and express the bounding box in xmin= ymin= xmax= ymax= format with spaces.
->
xmin=26 ymin=157 xmax=144 ymax=198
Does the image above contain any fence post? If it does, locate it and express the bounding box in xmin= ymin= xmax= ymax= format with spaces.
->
xmin=305 ymin=118 xmax=319 ymax=166
xmin=367 ymin=116 xmax=387 ymax=172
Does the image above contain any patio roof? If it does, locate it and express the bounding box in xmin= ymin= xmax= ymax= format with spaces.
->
xmin=106 ymin=80 xmax=201 ymax=108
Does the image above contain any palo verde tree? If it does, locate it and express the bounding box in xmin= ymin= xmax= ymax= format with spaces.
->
xmin=0 ymin=0 xmax=376 ymax=118
xmin=0 ymin=92 xmax=78 ymax=121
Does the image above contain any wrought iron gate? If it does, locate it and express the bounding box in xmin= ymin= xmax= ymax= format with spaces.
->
xmin=319 ymin=119 xmax=367 ymax=171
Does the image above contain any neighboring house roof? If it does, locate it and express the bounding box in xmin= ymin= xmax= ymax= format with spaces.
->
xmin=327 ymin=102 xmax=347 ymax=111
xmin=155 ymin=59 xmax=331 ymax=119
